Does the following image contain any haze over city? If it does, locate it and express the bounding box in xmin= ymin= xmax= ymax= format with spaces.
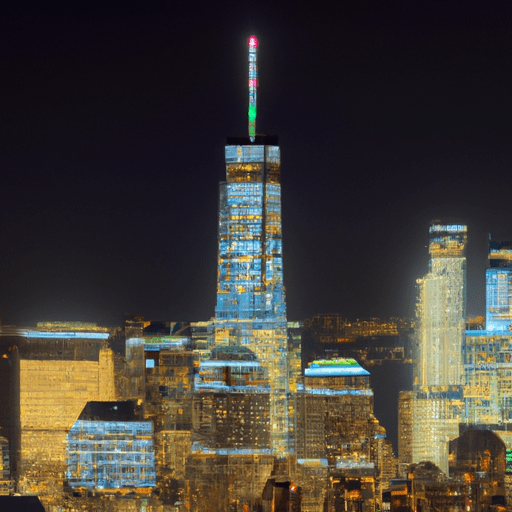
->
xmin=2 ymin=2 xmax=512 ymax=326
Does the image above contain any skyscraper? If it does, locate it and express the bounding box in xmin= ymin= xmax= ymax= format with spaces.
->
xmin=213 ymin=36 xmax=290 ymax=457
xmin=486 ymin=240 xmax=512 ymax=333
xmin=464 ymin=240 xmax=512 ymax=424
xmin=410 ymin=223 xmax=467 ymax=474
xmin=416 ymin=223 xmax=467 ymax=387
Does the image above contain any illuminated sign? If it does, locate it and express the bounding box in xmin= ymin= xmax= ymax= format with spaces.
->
xmin=429 ymin=224 xmax=467 ymax=233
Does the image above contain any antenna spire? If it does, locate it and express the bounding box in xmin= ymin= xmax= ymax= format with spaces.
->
xmin=248 ymin=35 xmax=258 ymax=142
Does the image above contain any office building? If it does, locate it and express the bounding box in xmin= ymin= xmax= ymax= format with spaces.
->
xmin=409 ymin=223 xmax=467 ymax=475
xmin=142 ymin=334 xmax=194 ymax=503
xmin=411 ymin=387 xmax=464 ymax=475
xmin=296 ymin=358 xmax=395 ymax=511
xmin=404 ymin=233 xmax=512 ymax=479
xmin=486 ymin=240 xmax=512 ymax=333
xmin=186 ymin=452 xmax=275 ymax=512
xmin=463 ymin=332 xmax=512 ymax=425
xmin=416 ymin=223 xmax=467 ymax=387
xmin=185 ymin=346 xmax=274 ymax=512
xmin=397 ymin=391 xmax=413 ymax=474
xmin=66 ymin=401 xmax=156 ymax=493
xmin=296 ymin=359 xmax=374 ymax=463
xmin=0 ymin=322 xmax=146 ymax=510
xmin=144 ymin=337 xmax=193 ymax=431
xmin=193 ymin=346 xmax=271 ymax=453
xmin=463 ymin=241 xmax=512 ymax=427
xmin=212 ymin=35 xmax=290 ymax=457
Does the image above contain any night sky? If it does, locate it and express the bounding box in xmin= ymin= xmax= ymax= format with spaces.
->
xmin=1 ymin=2 xmax=511 ymax=327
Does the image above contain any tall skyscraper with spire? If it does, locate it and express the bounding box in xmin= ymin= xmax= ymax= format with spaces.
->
xmin=213 ymin=35 xmax=290 ymax=457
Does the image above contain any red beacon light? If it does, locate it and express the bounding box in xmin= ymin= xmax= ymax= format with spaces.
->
xmin=248 ymin=35 xmax=258 ymax=48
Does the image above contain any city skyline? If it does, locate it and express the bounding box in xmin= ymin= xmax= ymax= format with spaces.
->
xmin=3 ymin=6 xmax=512 ymax=509
xmin=2 ymin=2 xmax=512 ymax=326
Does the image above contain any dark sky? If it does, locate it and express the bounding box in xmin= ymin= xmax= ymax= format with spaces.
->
xmin=1 ymin=2 xmax=511 ymax=327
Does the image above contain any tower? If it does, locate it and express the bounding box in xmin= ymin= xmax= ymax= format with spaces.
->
xmin=463 ymin=240 xmax=512 ymax=426
xmin=416 ymin=223 xmax=467 ymax=387
xmin=410 ymin=223 xmax=467 ymax=475
xmin=213 ymin=36 xmax=290 ymax=457
xmin=486 ymin=240 xmax=512 ymax=332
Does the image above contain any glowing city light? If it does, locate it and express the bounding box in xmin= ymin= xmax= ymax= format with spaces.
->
xmin=25 ymin=331 xmax=110 ymax=339
xmin=248 ymin=35 xmax=258 ymax=48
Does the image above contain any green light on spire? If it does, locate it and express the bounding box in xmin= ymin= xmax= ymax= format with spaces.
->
xmin=248 ymin=104 xmax=257 ymax=122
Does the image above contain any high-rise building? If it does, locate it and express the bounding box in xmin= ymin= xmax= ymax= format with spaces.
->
xmin=296 ymin=359 xmax=374 ymax=463
xmin=142 ymin=334 xmax=194 ymax=504
xmin=213 ymin=35 xmax=290 ymax=457
xmin=458 ymin=241 xmax=512 ymax=508
xmin=463 ymin=240 xmax=512 ymax=425
xmin=66 ymin=401 xmax=156 ymax=493
xmin=416 ymin=223 xmax=467 ymax=387
xmin=408 ymin=233 xmax=512 ymax=476
xmin=397 ymin=391 xmax=413 ymax=474
xmin=187 ymin=346 xmax=273 ymax=512
xmin=193 ymin=346 xmax=271 ymax=452
xmin=295 ymin=358 xmax=395 ymax=510
xmin=409 ymin=223 xmax=468 ymax=475
xmin=486 ymin=240 xmax=512 ymax=333
xmin=410 ymin=387 xmax=464 ymax=475
xmin=0 ymin=322 xmax=146 ymax=509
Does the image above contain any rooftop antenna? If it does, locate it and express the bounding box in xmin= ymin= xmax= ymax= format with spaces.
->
xmin=248 ymin=35 xmax=258 ymax=142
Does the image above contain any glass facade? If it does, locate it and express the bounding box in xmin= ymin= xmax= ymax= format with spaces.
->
xmin=463 ymin=331 xmax=512 ymax=424
xmin=66 ymin=420 xmax=156 ymax=490
xmin=214 ymin=140 xmax=290 ymax=457
xmin=416 ymin=224 xmax=467 ymax=387
xmin=486 ymin=241 xmax=512 ymax=332
xmin=411 ymin=387 xmax=464 ymax=475
xmin=412 ymin=223 xmax=467 ymax=474
xmin=193 ymin=359 xmax=271 ymax=453
xmin=461 ymin=241 xmax=512 ymax=429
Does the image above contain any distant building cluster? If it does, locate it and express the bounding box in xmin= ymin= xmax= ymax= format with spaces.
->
xmin=395 ymin=224 xmax=512 ymax=511
xmin=0 ymin=318 xmax=401 ymax=512
xmin=0 ymin=134 xmax=400 ymax=512
xmin=301 ymin=314 xmax=414 ymax=368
